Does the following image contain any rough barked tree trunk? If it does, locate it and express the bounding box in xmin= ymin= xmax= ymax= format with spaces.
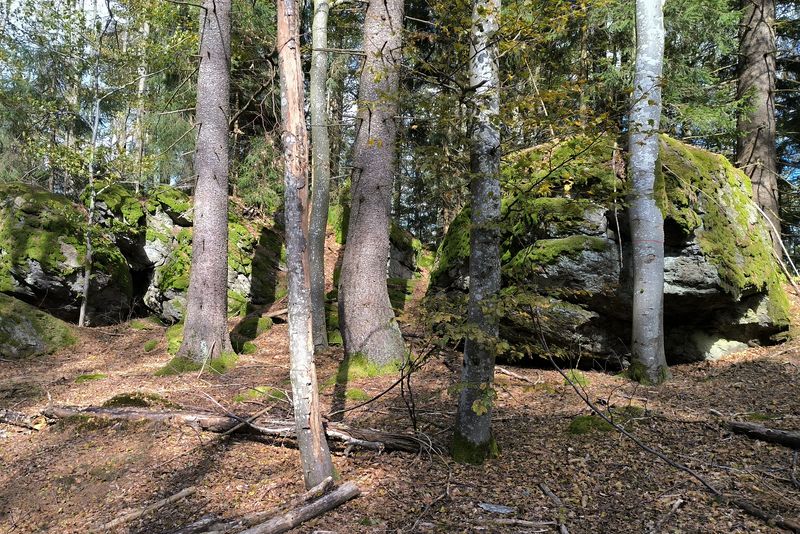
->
xmin=277 ymin=0 xmax=335 ymax=490
xmin=452 ymin=0 xmax=501 ymax=465
xmin=338 ymin=0 xmax=406 ymax=366
xmin=736 ymin=0 xmax=779 ymax=256
xmin=628 ymin=0 xmax=669 ymax=384
xmin=308 ymin=0 xmax=331 ymax=351
xmin=177 ymin=0 xmax=233 ymax=362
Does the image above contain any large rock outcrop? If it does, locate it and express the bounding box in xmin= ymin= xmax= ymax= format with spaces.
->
xmin=428 ymin=135 xmax=790 ymax=363
xmin=0 ymin=184 xmax=286 ymax=325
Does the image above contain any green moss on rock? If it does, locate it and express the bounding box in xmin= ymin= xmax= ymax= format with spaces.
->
xmin=146 ymin=185 xmax=191 ymax=220
xmin=0 ymin=293 xmax=75 ymax=358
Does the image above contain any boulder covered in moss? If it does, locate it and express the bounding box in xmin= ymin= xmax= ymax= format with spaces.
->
xmin=429 ymin=135 xmax=789 ymax=363
xmin=0 ymin=183 xmax=133 ymax=324
xmin=0 ymin=292 xmax=75 ymax=358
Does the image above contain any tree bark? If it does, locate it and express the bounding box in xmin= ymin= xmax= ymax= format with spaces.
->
xmin=308 ymin=0 xmax=331 ymax=351
xmin=135 ymin=20 xmax=150 ymax=192
xmin=277 ymin=0 xmax=335 ymax=490
xmin=628 ymin=0 xmax=669 ymax=384
xmin=736 ymin=0 xmax=780 ymax=256
xmin=338 ymin=0 xmax=406 ymax=366
xmin=177 ymin=0 xmax=234 ymax=362
xmin=452 ymin=0 xmax=501 ymax=465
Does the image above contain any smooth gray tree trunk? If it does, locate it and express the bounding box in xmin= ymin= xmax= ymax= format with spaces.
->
xmin=177 ymin=0 xmax=233 ymax=362
xmin=736 ymin=0 xmax=780 ymax=256
xmin=277 ymin=0 xmax=335 ymax=490
xmin=452 ymin=0 xmax=501 ymax=465
xmin=308 ymin=0 xmax=331 ymax=351
xmin=628 ymin=0 xmax=669 ymax=385
xmin=338 ymin=0 xmax=406 ymax=366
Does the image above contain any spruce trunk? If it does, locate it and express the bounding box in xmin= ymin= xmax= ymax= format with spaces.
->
xmin=452 ymin=0 xmax=501 ymax=465
xmin=177 ymin=0 xmax=233 ymax=362
xmin=308 ymin=0 xmax=331 ymax=351
xmin=338 ymin=0 xmax=405 ymax=366
xmin=628 ymin=0 xmax=668 ymax=385
xmin=736 ymin=0 xmax=779 ymax=256
xmin=277 ymin=0 xmax=335 ymax=490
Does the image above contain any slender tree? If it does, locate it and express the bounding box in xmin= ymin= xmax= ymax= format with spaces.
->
xmin=177 ymin=0 xmax=234 ymax=362
xmin=338 ymin=0 xmax=406 ymax=365
xmin=277 ymin=0 xmax=335 ymax=489
xmin=628 ymin=0 xmax=669 ymax=384
xmin=452 ymin=0 xmax=501 ymax=465
xmin=736 ymin=0 xmax=779 ymax=254
xmin=308 ymin=0 xmax=331 ymax=351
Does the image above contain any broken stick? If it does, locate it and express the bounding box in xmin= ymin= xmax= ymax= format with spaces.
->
xmin=90 ymin=486 xmax=196 ymax=532
xmin=239 ymin=482 xmax=360 ymax=534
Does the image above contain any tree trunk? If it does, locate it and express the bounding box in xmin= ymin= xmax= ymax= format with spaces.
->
xmin=338 ymin=0 xmax=406 ymax=366
xmin=177 ymin=0 xmax=233 ymax=362
xmin=308 ymin=0 xmax=331 ymax=351
xmin=736 ymin=0 xmax=779 ymax=256
xmin=135 ymin=20 xmax=150 ymax=193
xmin=452 ymin=0 xmax=501 ymax=465
xmin=628 ymin=0 xmax=669 ymax=384
xmin=277 ymin=0 xmax=335 ymax=490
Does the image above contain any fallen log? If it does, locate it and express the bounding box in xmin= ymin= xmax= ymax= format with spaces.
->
xmin=43 ymin=406 xmax=433 ymax=453
xmin=0 ymin=409 xmax=36 ymax=430
xmin=728 ymin=421 xmax=800 ymax=450
xmin=239 ymin=482 xmax=360 ymax=534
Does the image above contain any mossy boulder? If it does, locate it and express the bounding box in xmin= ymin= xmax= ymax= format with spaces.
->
xmin=0 ymin=293 xmax=75 ymax=358
xmin=0 ymin=183 xmax=134 ymax=324
xmin=429 ymin=135 xmax=788 ymax=363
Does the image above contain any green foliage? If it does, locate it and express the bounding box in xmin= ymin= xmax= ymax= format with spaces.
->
xmin=75 ymin=373 xmax=107 ymax=384
xmin=564 ymin=369 xmax=589 ymax=387
xmin=232 ymin=136 xmax=283 ymax=214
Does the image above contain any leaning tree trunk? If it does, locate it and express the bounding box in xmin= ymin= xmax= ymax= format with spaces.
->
xmin=177 ymin=0 xmax=233 ymax=362
xmin=736 ymin=0 xmax=780 ymax=256
xmin=452 ymin=0 xmax=501 ymax=465
xmin=628 ymin=0 xmax=669 ymax=385
xmin=308 ymin=0 xmax=332 ymax=351
xmin=277 ymin=0 xmax=335 ymax=490
xmin=338 ymin=0 xmax=406 ymax=366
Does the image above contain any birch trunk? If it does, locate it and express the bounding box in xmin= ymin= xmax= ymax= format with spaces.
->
xmin=308 ymin=0 xmax=331 ymax=351
xmin=628 ymin=0 xmax=669 ymax=384
xmin=338 ymin=0 xmax=406 ymax=366
xmin=177 ymin=0 xmax=233 ymax=362
xmin=736 ymin=0 xmax=779 ymax=256
xmin=452 ymin=0 xmax=501 ymax=464
xmin=277 ymin=0 xmax=335 ymax=490
xmin=135 ymin=20 xmax=150 ymax=192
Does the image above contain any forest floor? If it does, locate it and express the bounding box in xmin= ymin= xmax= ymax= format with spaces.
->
xmin=1 ymin=255 xmax=800 ymax=533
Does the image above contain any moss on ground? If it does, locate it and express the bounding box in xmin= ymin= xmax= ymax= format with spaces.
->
xmin=75 ymin=373 xmax=107 ymax=384
xmin=568 ymin=414 xmax=614 ymax=434
xmin=165 ymin=323 xmax=184 ymax=355
xmin=155 ymin=351 xmax=239 ymax=376
xmin=234 ymin=386 xmax=288 ymax=403
xmin=345 ymin=388 xmax=370 ymax=402
xmin=563 ymin=369 xmax=589 ymax=387
xmin=325 ymin=352 xmax=401 ymax=387
xmin=143 ymin=339 xmax=158 ymax=352
xmin=102 ymin=392 xmax=180 ymax=409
